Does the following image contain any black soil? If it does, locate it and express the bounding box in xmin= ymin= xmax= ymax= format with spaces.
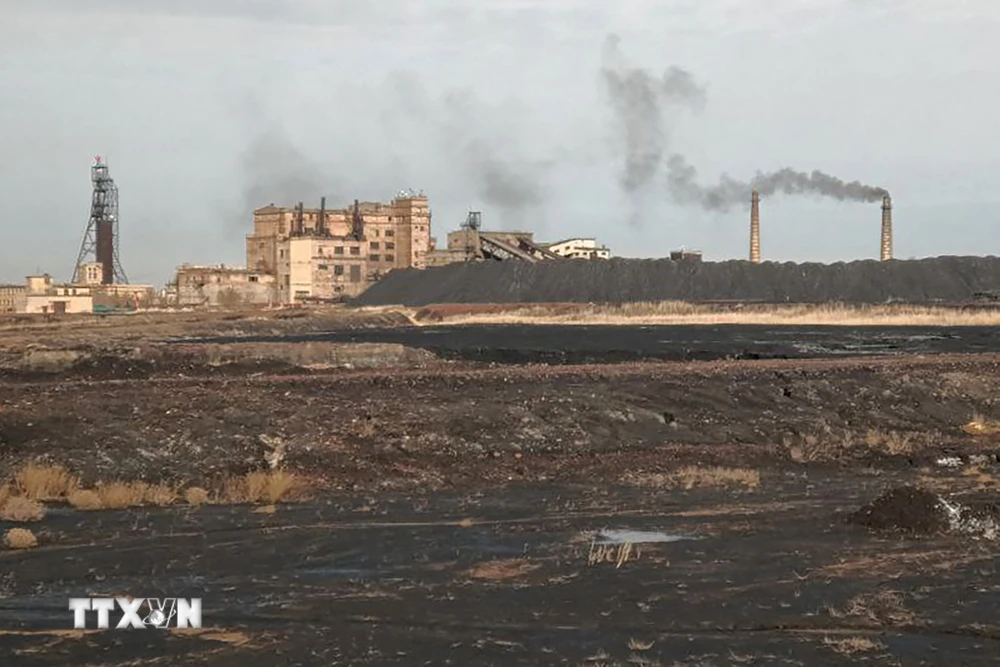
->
xmin=355 ymin=255 xmax=1000 ymax=306
xmin=851 ymin=486 xmax=950 ymax=535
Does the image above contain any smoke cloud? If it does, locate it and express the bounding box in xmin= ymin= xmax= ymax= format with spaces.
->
xmin=600 ymin=34 xmax=706 ymax=195
xmin=666 ymin=154 xmax=888 ymax=212
xmin=601 ymin=35 xmax=887 ymax=213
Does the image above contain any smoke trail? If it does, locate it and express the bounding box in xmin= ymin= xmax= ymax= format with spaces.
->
xmin=666 ymin=154 xmax=888 ymax=212
xmin=600 ymin=34 xmax=706 ymax=195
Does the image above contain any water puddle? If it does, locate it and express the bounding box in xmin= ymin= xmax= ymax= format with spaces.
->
xmin=594 ymin=529 xmax=695 ymax=544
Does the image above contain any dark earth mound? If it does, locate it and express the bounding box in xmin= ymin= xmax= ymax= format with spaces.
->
xmin=355 ymin=255 xmax=1000 ymax=306
xmin=850 ymin=486 xmax=949 ymax=535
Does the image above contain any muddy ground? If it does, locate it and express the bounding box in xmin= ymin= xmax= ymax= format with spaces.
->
xmin=2 ymin=311 xmax=1000 ymax=665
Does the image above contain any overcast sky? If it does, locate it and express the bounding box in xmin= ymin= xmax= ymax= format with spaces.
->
xmin=2 ymin=0 xmax=998 ymax=284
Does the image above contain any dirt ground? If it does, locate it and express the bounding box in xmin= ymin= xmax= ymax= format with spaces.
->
xmin=2 ymin=309 xmax=1000 ymax=665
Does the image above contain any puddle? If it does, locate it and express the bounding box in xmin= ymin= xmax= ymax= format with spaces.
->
xmin=593 ymin=529 xmax=695 ymax=544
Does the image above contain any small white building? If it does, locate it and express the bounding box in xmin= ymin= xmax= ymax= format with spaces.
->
xmin=24 ymin=275 xmax=94 ymax=314
xmin=543 ymin=238 xmax=611 ymax=260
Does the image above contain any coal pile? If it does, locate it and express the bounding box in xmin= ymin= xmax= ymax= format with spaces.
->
xmin=356 ymin=256 xmax=1000 ymax=306
xmin=850 ymin=487 xmax=949 ymax=536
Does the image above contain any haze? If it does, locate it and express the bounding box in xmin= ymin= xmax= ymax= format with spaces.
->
xmin=2 ymin=0 xmax=998 ymax=285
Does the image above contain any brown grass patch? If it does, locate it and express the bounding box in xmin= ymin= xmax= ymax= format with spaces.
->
xmin=822 ymin=636 xmax=885 ymax=656
xmin=4 ymin=527 xmax=38 ymax=549
xmin=95 ymin=482 xmax=148 ymax=509
xmin=184 ymin=487 xmax=210 ymax=506
xmin=15 ymin=464 xmax=78 ymax=500
xmin=0 ymin=496 xmax=46 ymax=522
xmin=224 ymin=471 xmax=300 ymax=504
xmin=415 ymin=301 xmax=1000 ymax=327
xmin=143 ymin=484 xmax=177 ymax=507
xmin=66 ymin=489 xmax=103 ymax=510
xmin=828 ymin=589 xmax=917 ymax=626
xmin=0 ymin=485 xmax=10 ymax=509
xmin=786 ymin=429 xmax=917 ymax=462
xmin=466 ymin=558 xmax=540 ymax=581
xmin=627 ymin=466 xmax=760 ymax=491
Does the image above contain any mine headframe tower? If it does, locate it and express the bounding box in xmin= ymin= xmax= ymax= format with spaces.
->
xmin=72 ymin=156 xmax=129 ymax=284
xmin=461 ymin=211 xmax=482 ymax=261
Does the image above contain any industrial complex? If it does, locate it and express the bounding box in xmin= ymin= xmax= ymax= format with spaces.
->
xmin=0 ymin=157 xmax=902 ymax=314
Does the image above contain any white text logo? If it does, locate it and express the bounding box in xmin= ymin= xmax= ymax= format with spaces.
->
xmin=69 ymin=598 xmax=202 ymax=629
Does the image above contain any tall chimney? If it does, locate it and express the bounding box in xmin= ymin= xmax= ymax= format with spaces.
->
xmin=880 ymin=194 xmax=892 ymax=261
xmin=295 ymin=202 xmax=304 ymax=235
xmin=749 ymin=189 xmax=761 ymax=264
xmin=319 ymin=197 xmax=327 ymax=236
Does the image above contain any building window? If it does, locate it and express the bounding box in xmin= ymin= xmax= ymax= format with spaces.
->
xmin=349 ymin=265 xmax=361 ymax=283
xmin=350 ymin=247 xmax=359 ymax=256
xmin=373 ymin=229 xmax=379 ymax=237
xmin=385 ymin=242 xmax=395 ymax=250
xmin=249 ymin=275 xmax=259 ymax=283
xmin=385 ymin=229 xmax=394 ymax=237
xmin=369 ymin=255 xmax=380 ymax=262
xmin=279 ymin=249 xmax=285 ymax=258
xmin=385 ymin=254 xmax=394 ymax=263
xmin=334 ymin=265 xmax=344 ymax=276
xmin=317 ymin=264 xmax=328 ymax=270
xmin=334 ymin=246 xmax=344 ymax=255
xmin=370 ymin=242 xmax=380 ymax=250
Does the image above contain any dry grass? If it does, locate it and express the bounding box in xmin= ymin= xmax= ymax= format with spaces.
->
xmin=415 ymin=301 xmax=1000 ymax=327
xmin=466 ymin=558 xmax=540 ymax=581
xmin=0 ymin=496 xmax=46 ymax=522
xmin=0 ymin=484 xmax=10 ymax=509
xmin=786 ymin=429 xmax=917 ymax=462
xmin=828 ymin=589 xmax=917 ymax=626
xmin=14 ymin=464 xmax=78 ymax=500
xmin=627 ymin=638 xmax=654 ymax=651
xmin=184 ymin=487 xmax=210 ymax=506
xmin=864 ymin=428 xmax=915 ymax=456
xmin=143 ymin=484 xmax=177 ymax=507
xmin=96 ymin=482 xmax=150 ymax=509
xmin=3 ymin=528 xmax=38 ymax=550
xmin=822 ymin=636 xmax=885 ymax=656
xmin=224 ymin=471 xmax=300 ymax=504
xmin=627 ymin=466 xmax=760 ymax=491
xmin=66 ymin=489 xmax=103 ymax=511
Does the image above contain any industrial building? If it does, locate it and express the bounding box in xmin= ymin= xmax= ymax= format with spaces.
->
xmin=174 ymin=265 xmax=277 ymax=307
xmin=425 ymin=212 xmax=611 ymax=266
xmin=247 ymin=192 xmax=431 ymax=302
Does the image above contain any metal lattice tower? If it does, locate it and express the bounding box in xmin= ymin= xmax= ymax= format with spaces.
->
xmin=72 ymin=156 xmax=128 ymax=284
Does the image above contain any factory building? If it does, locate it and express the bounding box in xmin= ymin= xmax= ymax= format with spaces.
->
xmin=175 ymin=265 xmax=277 ymax=307
xmin=247 ymin=193 xmax=431 ymax=302
xmin=543 ymin=238 xmax=611 ymax=260
xmin=424 ymin=212 xmax=610 ymax=266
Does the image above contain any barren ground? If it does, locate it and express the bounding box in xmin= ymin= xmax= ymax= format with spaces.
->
xmin=2 ymin=308 xmax=1000 ymax=665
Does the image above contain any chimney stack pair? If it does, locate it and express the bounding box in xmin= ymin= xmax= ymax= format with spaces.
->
xmin=748 ymin=191 xmax=893 ymax=262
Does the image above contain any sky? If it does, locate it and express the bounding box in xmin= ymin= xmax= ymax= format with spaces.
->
xmin=1 ymin=0 xmax=998 ymax=285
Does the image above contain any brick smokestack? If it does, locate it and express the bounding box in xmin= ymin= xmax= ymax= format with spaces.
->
xmin=749 ymin=189 xmax=761 ymax=264
xmin=319 ymin=197 xmax=327 ymax=236
xmin=880 ymin=194 xmax=892 ymax=261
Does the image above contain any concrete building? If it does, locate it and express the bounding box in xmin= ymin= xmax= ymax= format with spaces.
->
xmin=23 ymin=274 xmax=93 ymax=314
xmin=0 ymin=284 xmax=26 ymax=313
xmin=247 ymin=193 xmax=431 ymax=302
xmin=175 ymin=264 xmax=277 ymax=307
xmin=543 ymin=238 xmax=611 ymax=260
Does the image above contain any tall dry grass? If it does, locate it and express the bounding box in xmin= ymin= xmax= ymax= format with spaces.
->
xmin=420 ymin=301 xmax=1000 ymax=327
xmin=14 ymin=464 xmax=78 ymax=500
xmin=224 ymin=471 xmax=300 ymax=504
